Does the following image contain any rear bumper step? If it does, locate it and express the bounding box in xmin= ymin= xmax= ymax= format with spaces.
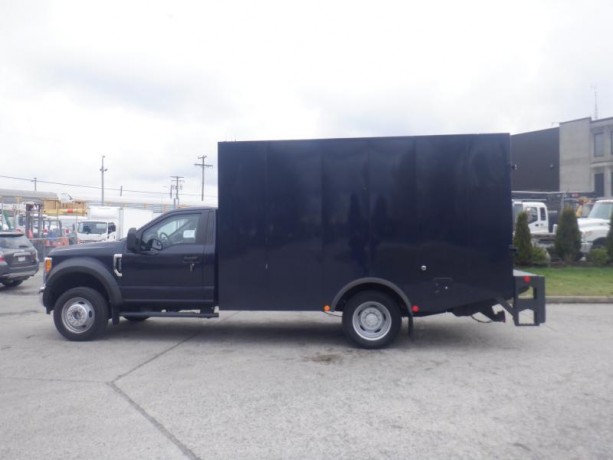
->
xmin=499 ymin=270 xmax=546 ymax=326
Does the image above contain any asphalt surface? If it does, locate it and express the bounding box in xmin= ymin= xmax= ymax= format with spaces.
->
xmin=1 ymin=270 xmax=612 ymax=459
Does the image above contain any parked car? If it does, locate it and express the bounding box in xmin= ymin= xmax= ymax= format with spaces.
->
xmin=0 ymin=231 xmax=39 ymax=287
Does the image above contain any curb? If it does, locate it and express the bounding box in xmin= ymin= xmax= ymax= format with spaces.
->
xmin=547 ymin=297 xmax=613 ymax=304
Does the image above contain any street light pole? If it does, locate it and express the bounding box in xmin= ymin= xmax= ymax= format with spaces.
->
xmin=194 ymin=155 xmax=213 ymax=202
xmin=100 ymin=155 xmax=108 ymax=205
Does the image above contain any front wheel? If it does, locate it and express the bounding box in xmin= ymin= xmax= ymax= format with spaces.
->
xmin=53 ymin=287 xmax=109 ymax=341
xmin=342 ymin=291 xmax=402 ymax=349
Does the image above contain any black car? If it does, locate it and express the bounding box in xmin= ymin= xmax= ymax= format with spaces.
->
xmin=0 ymin=231 xmax=39 ymax=287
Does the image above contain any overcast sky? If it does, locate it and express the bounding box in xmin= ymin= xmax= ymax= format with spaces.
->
xmin=1 ymin=0 xmax=612 ymax=206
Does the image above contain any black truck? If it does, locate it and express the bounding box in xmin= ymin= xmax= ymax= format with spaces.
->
xmin=40 ymin=134 xmax=545 ymax=348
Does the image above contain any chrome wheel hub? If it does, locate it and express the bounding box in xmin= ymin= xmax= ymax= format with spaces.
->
xmin=353 ymin=301 xmax=392 ymax=341
xmin=62 ymin=297 xmax=95 ymax=333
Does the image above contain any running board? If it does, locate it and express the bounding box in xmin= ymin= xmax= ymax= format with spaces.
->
xmin=120 ymin=309 xmax=219 ymax=319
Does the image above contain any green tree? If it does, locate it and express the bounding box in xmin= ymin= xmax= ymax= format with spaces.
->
xmin=554 ymin=207 xmax=581 ymax=263
xmin=513 ymin=211 xmax=532 ymax=266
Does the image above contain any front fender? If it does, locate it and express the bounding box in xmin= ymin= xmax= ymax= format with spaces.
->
xmin=43 ymin=257 xmax=123 ymax=309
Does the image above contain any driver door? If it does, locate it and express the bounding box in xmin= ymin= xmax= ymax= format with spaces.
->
xmin=119 ymin=210 xmax=207 ymax=307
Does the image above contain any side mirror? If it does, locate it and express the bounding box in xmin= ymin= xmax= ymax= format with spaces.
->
xmin=126 ymin=228 xmax=139 ymax=252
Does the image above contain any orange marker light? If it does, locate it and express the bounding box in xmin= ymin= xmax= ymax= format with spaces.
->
xmin=323 ymin=305 xmax=331 ymax=312
xmin=44 ymin=257 xmax=53 ymax=274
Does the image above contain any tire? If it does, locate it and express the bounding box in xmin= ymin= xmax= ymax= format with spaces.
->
xmin=123 ymin=315 xmax=149 ymax=322
xmin=342 ymin=291 xmax=402 ymax=349
xmin=53 ymin=287 xmax=109 ymax=341
xmin=1 ymin=279 xmax=23 ymax=288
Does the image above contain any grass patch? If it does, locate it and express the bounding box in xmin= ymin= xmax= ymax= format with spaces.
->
xmin=525 ymin=266 xmax=613 ymax=297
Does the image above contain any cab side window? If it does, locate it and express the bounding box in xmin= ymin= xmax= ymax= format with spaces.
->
xmin=142 ymin=213 xmax=200 ymax=251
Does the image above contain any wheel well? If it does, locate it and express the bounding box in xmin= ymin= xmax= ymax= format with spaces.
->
xmin=48 ymin=274 xmax=110 ymax=313
xmin=335 ymin=283 xmax=409 ymax=316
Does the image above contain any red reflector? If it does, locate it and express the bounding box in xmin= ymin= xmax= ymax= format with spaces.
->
xmin=523 ymin=276 xmax=531 ymax=283
xmin=411 ymin=305 xmax=420 ymax=313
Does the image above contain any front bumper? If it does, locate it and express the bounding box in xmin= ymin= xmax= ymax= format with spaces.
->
xmin=0 ymin=265 xmax=39 ymax=281
xmin=581 ymin=241 xmax=592 ymax=255
xmin=39 ymin=284 xmax=48 ymax=311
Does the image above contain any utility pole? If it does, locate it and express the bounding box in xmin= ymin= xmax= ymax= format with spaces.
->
xmin=194 ymin=155 xmax=213 ymax=201
xmin=170 ymin=176 xmax=184 ymax=209
xmin=32 ymin=177 xmax=37 ymax=191
xmin=100 ymin=155 xmax=108 ymax=205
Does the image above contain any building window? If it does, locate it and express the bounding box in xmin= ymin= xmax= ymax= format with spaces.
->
xmin=594 ymin=132 xmax=604 ymax=157
xmin=595 ymin=172 xmax=604 ymax=196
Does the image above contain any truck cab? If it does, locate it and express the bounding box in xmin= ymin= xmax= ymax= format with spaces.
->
xmin=578 ymin=199 xmax=613 ymax=254
xmin=512 ymin=200 xmax=549 ymax=234
xmin=76 ymin=220 xmax=117 ymax=243
xmin=41 ymin=207 xmax=218 ymax=341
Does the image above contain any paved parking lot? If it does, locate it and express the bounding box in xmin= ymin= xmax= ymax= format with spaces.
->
xmin=1 ymin=270 xmax=612 ymax=459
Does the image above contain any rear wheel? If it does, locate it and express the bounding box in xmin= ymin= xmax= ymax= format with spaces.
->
xmin=53 ymin=287 xmax=109 ymax=341
xmin=1 ymin=279 xmax=23 ymax=287
xmin=342 ymin=291 xmax=402 ymax=349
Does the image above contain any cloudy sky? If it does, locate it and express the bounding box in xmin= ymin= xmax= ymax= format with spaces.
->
xmin=1 ymin=0 xmax=612 ymax=206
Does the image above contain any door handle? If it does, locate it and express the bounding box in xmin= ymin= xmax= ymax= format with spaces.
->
xmin=183 ymin=256 xmax=200 ymax=263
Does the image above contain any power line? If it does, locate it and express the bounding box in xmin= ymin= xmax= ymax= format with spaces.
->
xmin=0 ymin=174 xmax=216 ymax=198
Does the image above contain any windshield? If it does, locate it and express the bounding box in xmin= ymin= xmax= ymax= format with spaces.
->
xmin=587 ymin=202 xmax=613 ymax=220
xmin=0 ymin=234 xmax=33 ymax=249
xmin=77 ymin=221 xmax=108 ymax=235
